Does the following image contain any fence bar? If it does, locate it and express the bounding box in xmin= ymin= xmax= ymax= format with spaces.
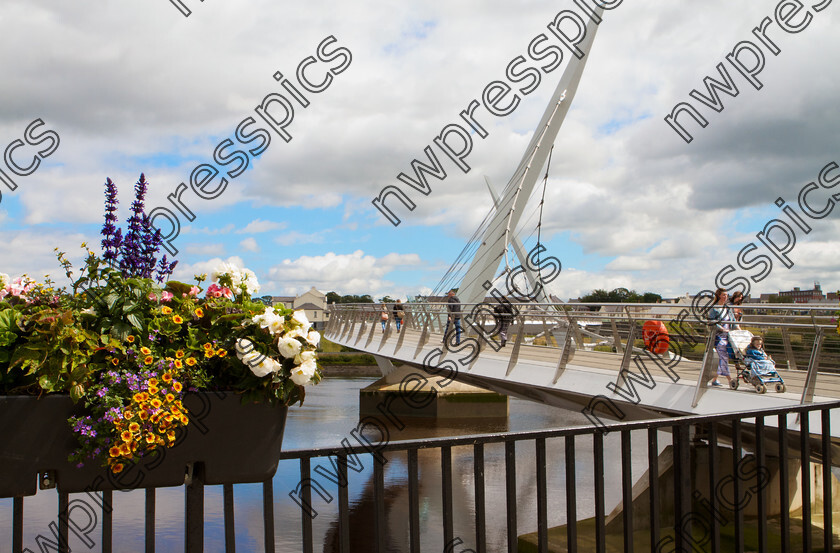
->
xmin=337 ymin=455 xmax=350 ymax=553
xmin=779 ymin=414 xmax=790 ymax=553
xmin=647 ymin=427 xmax=660 ymax=548
xmin=822 ymin=409 xmax=833 ymax=553
xmin=801 ymin=413 xmax=812 ymax=552
xmin=300 ymin=458 xmax=313 ymax=553
xmin=102 ymin=490 xmax=113 ymax=553
xmin=223 ymin=484 xmax=235 ymax=553
xmin=755 ymin=417 xmax=767 ymax=553
xmin=442 ymin=446 xmax=454 ymax=547
xmin=673 ymin=425 xmax=690 ymax=553
xmin=732 ymin=420 xmax=743 ymax=553
xmin=373 ymin=456 xmax=386 ymax=553
xmin=13 ymin=497 xmax=23 ymax=553
xmin=473 ymin=443 xmax=486 ymax=553
xmin=621 ymin=430 xmax=633 ymax=553
xmin=566 ymin=436 xmax=578 ymax=552
xmin=263 ymin=479 xmax=275 ymax=553
xmin=505 ymin=441 xmax=517 ymax=553
xmin=536 ymin=438 xmax=548 ymax=553
xmin=593 ymin=433 xmax=606 ymax=553
xmin=708 ymin=423 xmax=720 ymax=553
xmin=146 ymin=488 xmax=156 ymax=553
xmin=185 ymin=463 xmax=204 ymax=553
xmin=408 ymin=449 xmax=420 ymax=553
xmin=58 ymin=492 xmax=69 ymax=552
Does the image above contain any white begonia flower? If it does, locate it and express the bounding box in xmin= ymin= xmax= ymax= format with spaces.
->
xmin=241 ymin=268 xmax=260 ymax=295
xmin=294 ymin=350 xmax=316 ymax=365
xmin=235 ymin=338 xmax=256 ymax=359
xmin=292 ymin=310 xmax=311 ymax=331
xmin=250 ymin=358 xmax=275 ymax=378
xmin=290 ymin=359 xmax=318 ymax=386
xmin=252 ymin=308 xmax=284 ymax=335
xmin=306 ymin=330 xmax=321 ymax=348
xmin=277 ymin=335 xmax=303 ymax=359
xmin=287 ymin=326 xmax=307 ymax=339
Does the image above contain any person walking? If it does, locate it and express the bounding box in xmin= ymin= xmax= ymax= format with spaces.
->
xmin=443 ymin=289 xmax=462 ymax=346
xmin=708 ymin=288 xmax=738 ymax=387
xmin=493 ymin=301 xmax=515 ymax=347
xmin=380 ymin=306 xmax=388 ymax=332
xmin=392 ymin=299 xmax=404 ymax=332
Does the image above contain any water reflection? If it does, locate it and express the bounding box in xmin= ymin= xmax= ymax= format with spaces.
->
xmin=1 ymin=376 xmax=656 ymax=552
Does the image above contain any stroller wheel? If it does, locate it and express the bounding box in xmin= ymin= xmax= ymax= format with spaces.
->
xmin=775 ymin=383 xmax=786 ymax=393
xmin=755 ymin=384 xmax=767 ymax=394
xmin=729 ymin=379 xmax=739 ymax=390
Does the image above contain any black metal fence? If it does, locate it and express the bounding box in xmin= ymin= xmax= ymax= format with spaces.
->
xmin=4 ymin=400 xmax=839 ymax=552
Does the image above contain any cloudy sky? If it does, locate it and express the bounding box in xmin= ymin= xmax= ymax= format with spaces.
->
xmin=1 ymin=0 xmax=838 ymax=300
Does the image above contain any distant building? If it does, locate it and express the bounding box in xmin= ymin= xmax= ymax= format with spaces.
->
xmin=778 ymin=283 xmax=825 ymax=303
xmin=269 ymin=288 xmax=329 ymax=330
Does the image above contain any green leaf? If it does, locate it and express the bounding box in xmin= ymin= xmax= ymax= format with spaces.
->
xmin=126 ymin=313 xmax=143 ymax=330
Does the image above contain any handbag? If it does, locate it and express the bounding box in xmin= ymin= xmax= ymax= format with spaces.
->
xmin=381 ymin=311 xmax=388 ymax=320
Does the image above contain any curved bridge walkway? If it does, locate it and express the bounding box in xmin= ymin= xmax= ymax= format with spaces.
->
xmin=324 ymin=301 xmax=840 ymax=438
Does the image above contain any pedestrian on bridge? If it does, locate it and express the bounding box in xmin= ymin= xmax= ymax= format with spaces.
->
xmin=708 ymin=288 xmax=739 ymax=388
xmin=444 ymin=289 xmax=462 ymax=346
xmin=393 ymin=299 xmax=404 ymax=332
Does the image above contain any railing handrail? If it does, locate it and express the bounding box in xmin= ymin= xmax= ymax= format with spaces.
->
xmin=277 ymin=399 xmax=840 ymax=460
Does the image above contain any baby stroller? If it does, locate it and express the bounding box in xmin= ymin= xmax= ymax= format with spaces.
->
xmin=727 ymin=330 xmax=786 ymax=393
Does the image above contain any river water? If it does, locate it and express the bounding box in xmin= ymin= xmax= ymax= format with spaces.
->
xmin=3 ymin=376 xmax=654 ymax=552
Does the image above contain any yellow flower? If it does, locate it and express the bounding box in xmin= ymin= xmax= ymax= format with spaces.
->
xmin=148 ymin=385 xmax=159 ymax=395
xmin=167 ymin=430 xmax=177 ymax=442
xmin=119 ymin=443 xmax=131 ymax=456
xmin=148 ymin=378 xmax=159 ymax=387
xmin=173 ymin=382 xmax=183 ymax=392
xmin=111 ymin=463 xmax=125 ymax=474
xmin=109 ymin=446 xmax=121 ymax=458
xmin=171 ymin=405 xmax=181 ymax=415
xmin=151 ymin=398 xmax=163 ymax=409
xmin=111 ymin=358 xmax=119 ymax=366
xmin=172 ymin=315 xmax=183 ymax=324
xmin=143 ymin=356 xmax=154 ymax=365
xmin=128 ymin=422 xmax=140 ymax=433
xmin=166 ymin=393 xmax=175 ymax=402
xmin=179 ymin=414 xmax=189 ymax=425
xmin=185 ymin=358 xmax=197 ymax=367
xmin=162 ymin=372 xmax=173 ymax=383
xmin=140 ymin=347 xmax=151 ymax=356
xmin=203 ymin=342 xmax=213 ymax=350
xmin=175 ymin=350 xmax=185 ymax=359
xmin=174 ymin=359 xmax=183 ymax=369
xmin=132 ymin=393 xmax=144 ymax=403
xmin=123 ymin=410 xmax=134 ymax=420
xmin=139 ymin=410 xmax=149 ymax=420
xmin=121 ymin=430 xmax=133 ymax=442
xmin=145 ymin=435 xmax=157 ymax=444
xmin=161 ymin=306 xmax=173 ymax=315
xmin=194 ymin=308 xmax=204 ymax=318
xmin=216 ymin=349 xmax=227 ymax=358
xmin=126 ymin=335 xmax=135 ymax=343
xmin=204 ymin=349 xmax=215 ymax=358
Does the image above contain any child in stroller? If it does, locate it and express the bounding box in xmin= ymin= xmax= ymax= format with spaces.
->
xmin=743 ymin=336 xmax=786 ymax=393
xmin=727 ymin=332 xmax=787 ymax=393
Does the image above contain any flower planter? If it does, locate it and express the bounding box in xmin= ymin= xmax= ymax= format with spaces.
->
xmin=0 ymin=392 xmax=287 ymax=497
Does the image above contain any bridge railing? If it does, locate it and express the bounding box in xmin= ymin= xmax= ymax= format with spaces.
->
xmin=9 ymin=400 xmax=835 ymax=552
xmin=325 ymin=302 xmax=840 ymax=395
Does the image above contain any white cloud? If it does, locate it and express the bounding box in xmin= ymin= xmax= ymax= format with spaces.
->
xmin=265 ymin=250 xmax=422 ymax=296
xmin=239 ymin=237 xmax=260 ymax=252
xmin=236 ymin=219 xmax=288 ymax=234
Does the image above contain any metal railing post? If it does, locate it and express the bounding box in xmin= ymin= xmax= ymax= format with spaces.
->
xmin=799 ymin=327 xmax=825 ymax=406
xmin=781 ymin=327 xmax=798 ymax=371
xmin=691 ymin=328 xmax=718 ymax=408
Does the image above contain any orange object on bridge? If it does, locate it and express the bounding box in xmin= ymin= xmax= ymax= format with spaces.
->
xmin=642 ymin=320 xmax=670 ymax=354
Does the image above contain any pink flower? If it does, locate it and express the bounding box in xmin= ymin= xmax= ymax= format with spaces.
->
xmin=207 ymin=283 xmax=233 ymax=299
xmin=160 ymin=291 xmax=174 ymax=302
xmin=148 ymin=292 xmax=158 ymax=302
xmin=189 ymin=286 xmax=200 ymax=296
